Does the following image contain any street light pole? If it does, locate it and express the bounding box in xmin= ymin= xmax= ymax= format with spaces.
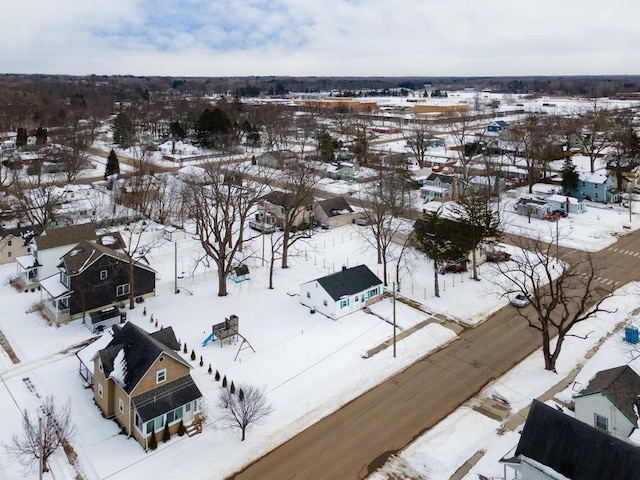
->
xmin=556 ymin=218 xmax=559 ymax=259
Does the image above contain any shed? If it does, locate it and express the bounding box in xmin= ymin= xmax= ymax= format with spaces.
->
xmin=229 ymin=265 xmax=250 ymax=283
xmin=87 ymin=306 xmax=125 ymax=334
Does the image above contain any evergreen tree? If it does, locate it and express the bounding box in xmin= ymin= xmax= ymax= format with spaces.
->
xmin=208 ymin=364 xmax=212 ymax=374
xmin=238 ymin=388 xmax=245 ymax=402
xmin=190 ymin=349 xmax=196 ymax=361
xmin=105 ymin=149 xmax=120 ymax=179
xmin=16 ymin=128 xmax=27 ymax=147
xmin=35 ymin=127 xmax=48 ymax=145
xmin=561 ymin=158 xmax=579 ymax=194
xmin=112 ymin=112 xmax=135 ymax=147
xmin=177 ymin=420 xmax=186 ymax=437
xmin=149 ymin=430 xmax=158 ymax=450
xmin=230 ymin=381 xmax=235 ymax=394
xmin=162 ymin=421 xmax=171 ymax=442
xmin=222 ymin=375 xmax=227 ymax=388
xmin=215 ymin=370 xmax=220 ymax=381
xmin=317 ymin=131 xmax=336 ymax=162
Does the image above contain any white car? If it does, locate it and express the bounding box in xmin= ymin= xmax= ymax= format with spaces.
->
xmin=510 ymin=292 xmax=530 ymax=308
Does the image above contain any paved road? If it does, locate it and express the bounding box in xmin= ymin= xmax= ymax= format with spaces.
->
xmin=230 ymin=228 xmax=640 ymax=480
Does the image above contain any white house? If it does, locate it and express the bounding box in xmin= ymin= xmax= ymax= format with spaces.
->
xmin=546 ymin=194 xmax=586 ymax=215
xmin=574 ymin=365 xmax=640 ymax=441
xmin=299 ymin=265 xmax=383 ymax=319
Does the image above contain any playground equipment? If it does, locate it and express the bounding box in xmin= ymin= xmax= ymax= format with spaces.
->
xmin=202 ymin=314 xmax=255 ymax=360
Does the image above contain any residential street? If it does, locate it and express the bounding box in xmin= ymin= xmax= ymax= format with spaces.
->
xmin=230 ymin=228 xmax=640 ymax=480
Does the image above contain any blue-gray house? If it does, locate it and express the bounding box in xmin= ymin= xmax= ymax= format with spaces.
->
xmin=567 ymin=172 xmax=616 ymax=204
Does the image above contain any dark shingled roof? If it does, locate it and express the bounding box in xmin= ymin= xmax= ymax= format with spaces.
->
xmin=262 ymin=190 xmax=313 ymax=210
xmin=133 ymin=375 xmax=202 ymax=422
xmin=317 ymin=197 xmax=354 ymax=217
xmin=575 ymin=365 xmax=640 ymax=426
xmin=98 ymin=322 xmax=189 ymax=394
xmin=311 ymin=265 xmax=382 ymax=301
xmin=514 ymin=400 xmax=640 ymax=480
xmin=60 ymin=240 xmax=155 ymax=276
xmin=35 ymin=223 xmax=97 ymax=250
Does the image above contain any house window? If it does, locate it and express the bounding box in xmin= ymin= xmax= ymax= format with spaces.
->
xmin=100 ymin=270 xmax=108 ymax=280
xmin=61 ymin=272 xmax=69 ymax=287
xmin=116 ymin=283 xmax=130 ymax=297
xmin=135 ymin=412 xmax=143 ymax=432
xmin=118 ymin=398 xmax=124 ymax=414
xmin=306 ymin=292 xmax=310 ymax=299
xmin=156 ymin=369 xmax=166 ymax=384
xmin=595 ymin=413 xmax=608 ymax=432
xmin=594 ymin=192 xmax=599 ymax=199
xmin=98 ymin=360 xmax=103 ymax=372
xmin=193 ymin=399 xmax=199 ymax=412
xmin=340 ymin=299 xmax=349 ymax=308
xmin=146 ymin=420 xmax=154 ymax=434
xmin=7 ymin=251 xmax=11 ymax=258
xmin=323 ymin=300 xmax=327 ymax=307
xmin=155 ymin=416 xmax=164 ymax=431
xmin=7 ymin=240 xmax=11 ymax=247
xmin=98 ymin=383 xmax=103 ymax=398
xmin=185 ymin=402 xmax=191 ymax=413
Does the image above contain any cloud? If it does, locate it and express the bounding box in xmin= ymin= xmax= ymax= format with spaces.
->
xmin=1 ymin=0 xmax=639 ymax=76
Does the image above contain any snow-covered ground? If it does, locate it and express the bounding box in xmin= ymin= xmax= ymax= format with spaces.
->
xmin=0 ymin=191 xmax=638 ymax=480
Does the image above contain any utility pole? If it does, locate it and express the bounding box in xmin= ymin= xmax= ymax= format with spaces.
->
xmin=174 ymin=242 xmax=178 ymax=294
xmin=39 ymin=416 xmax=43 ymax=480
xmin=393 ymin=282 xmax=397 ymax=358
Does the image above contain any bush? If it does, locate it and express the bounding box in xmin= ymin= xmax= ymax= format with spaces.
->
xmin=149 ymin=430 xmax=158 ymax=450
xmin=183 ymin=343 xmax=187 ymax=354
xmin=208 ymin=364 xmax=212 ymax=374
xmin=190 ymin=349 xmax=196 ymax=361
xmin=215 ymin=370 xmax=220 ymax=381
xmin=177 ymin=420 xmax=186 ymax=437
xmin=162 ymin=421 xmax=171 ymax=443
xmin=230 ymin=381 xmax=235 ymax=394
xmin=199 ymin=356 xmax=204 ymax=367
xmin=222 ymin=375 xmax=227 ymax=388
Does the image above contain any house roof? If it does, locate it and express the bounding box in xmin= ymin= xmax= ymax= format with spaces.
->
xmin=575 ymin=365 xmax=640 ymax=426
xmin=426 ymin=173 xmax=454 ymax=184
xmin=0 ymin=225 xmax=39 ymax=245
xmin=262 ymin=190 xmax=313 ymax=209
xmin=60 ymin=240 xmax=155 ymax=276
xmin=317 ymin=197 xmax=354 ymax=217
xmin=97 ymin=322 xmax=189 ymax=394
xmin=511 ymin=400 xmax=640 ymax=480
xmin=308 ymin=265 xmax=382 ymax=301
xmin=35 ymin=223 xmax=97 ymax=250
xmin=577 ymin=171 xmax=609 ymax=184
xmin=133 ymin=375 xmax=202 ymax=422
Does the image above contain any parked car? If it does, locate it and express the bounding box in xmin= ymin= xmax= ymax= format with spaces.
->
xmin=510 ymin=292 xmax=530 ymax=308
xmin=355 ymin=215 xmax=371 ymax=226
xmin=439 ymin=260 xmax=467 ymax=274
xmin=486 ymin=250 xmax=511 ymax=263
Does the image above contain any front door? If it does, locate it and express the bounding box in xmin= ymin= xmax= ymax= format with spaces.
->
xmin=184 ymin=401 xmax=193 ymax=423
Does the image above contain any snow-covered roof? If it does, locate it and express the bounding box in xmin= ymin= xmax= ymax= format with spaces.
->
xmin=39 ymin=274 xmax=70 ymax=299
xmin=547 ymin=194 xmax=583 ymax=205
xmin=577 ymin=171 xmax=608 ymax=184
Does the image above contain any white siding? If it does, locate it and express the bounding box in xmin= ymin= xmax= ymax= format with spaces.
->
xmin=574 ymin=393 xmax=635 ymax=440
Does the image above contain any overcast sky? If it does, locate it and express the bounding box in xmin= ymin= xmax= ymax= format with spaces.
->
xmin=3 ymin=0 xmax=639 ymax=77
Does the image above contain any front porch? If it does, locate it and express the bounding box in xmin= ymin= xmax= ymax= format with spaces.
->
xmin=15 ymin=254 xmax=40 ymax=290
xmin=39 ymin=274 xmax=71 ymax=324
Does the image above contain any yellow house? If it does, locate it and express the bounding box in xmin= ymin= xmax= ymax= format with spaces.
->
xmin=91 ymin=323 xmax=202 ymax=450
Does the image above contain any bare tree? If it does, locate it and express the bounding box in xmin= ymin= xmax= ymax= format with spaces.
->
xmin=402 ymin=119 xmax=432 ymax=168
xmin=357 ymin=159 xmax=413 ymax=286
xmin=444 ymin=110 xmax=487 ymax=194
xmin=574 ymin=99 xmax=614 ymax=173
xmin=278 ymin=160 xmax=319 ymax=269
xmin=489 ymin=235 xmax=614 ymax=371
xmin=5 ymin=396 xmax=75 ymax=474
xmin=10 ymin=173 xmax=61 ymax=231
xmin=217 ymin=384 xmax=272 ymax=441
xmin=184 ymin=160 xmax=271 ymax=296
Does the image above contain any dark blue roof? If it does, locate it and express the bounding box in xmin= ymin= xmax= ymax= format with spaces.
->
xmin=312 ymin=265 xmax=382 ymax=301
xmin=133 ymin=376 xmax=202 ymax=422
